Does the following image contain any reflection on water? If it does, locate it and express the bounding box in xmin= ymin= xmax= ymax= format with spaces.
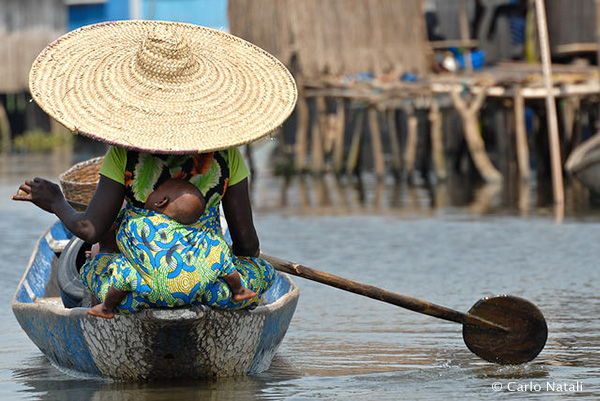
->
xmin=0 ymin=151 xmax=77 ymax=185
xmin=1 ymin=152 xmax=597 ymax=218
xmin=252 ymin=170 xmax=600 ymax=220
xmin=1 ymin=153 xmax=600 ymax=400
xmin=13 ymin=356 xmax=269 ymax=401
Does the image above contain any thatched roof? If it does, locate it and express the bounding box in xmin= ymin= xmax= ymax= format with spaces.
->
xmin=1 ymin=0 xmax=66 ymax=93
xmin=228 ymin=0 xmax=430 ymax=79
xmin=0 ymin=30 xmax=64 ymax=93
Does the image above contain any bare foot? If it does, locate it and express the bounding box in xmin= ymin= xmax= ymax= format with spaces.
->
xmin=87 ymin=303 xmax=115 ymax=319
xmin=233 ymin=288 xmax=257 ymax=301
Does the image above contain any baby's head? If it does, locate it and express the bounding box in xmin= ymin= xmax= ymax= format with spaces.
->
xmin=145 ymin=179 xmax=205 ymax=225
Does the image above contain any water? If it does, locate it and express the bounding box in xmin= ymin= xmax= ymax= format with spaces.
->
xmin=1 ymin=153 xmax=599 ymax=400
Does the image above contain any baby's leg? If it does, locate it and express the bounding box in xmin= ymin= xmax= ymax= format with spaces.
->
xmin=223 ymin=271 xmax=257 ymax=301
xmin=87 ymin=285 xmax=129 ymax=319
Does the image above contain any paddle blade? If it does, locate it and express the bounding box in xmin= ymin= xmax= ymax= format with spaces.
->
xmin=462 ymin=295 xmax=548 ymax=365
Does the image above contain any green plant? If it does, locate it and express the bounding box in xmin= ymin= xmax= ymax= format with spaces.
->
xmin=13 ymin=130 xmax=73 ymax=152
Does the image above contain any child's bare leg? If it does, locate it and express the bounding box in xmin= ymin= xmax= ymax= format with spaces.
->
xmin=87 ymin=285 xmax=128 ymax=319
xmin=223 ymin=272 xmax=257 ymax=301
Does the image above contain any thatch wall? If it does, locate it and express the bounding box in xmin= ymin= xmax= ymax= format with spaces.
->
xmin=0 ymin=0 xmax=66 ymax=93
xmin=437 ymin=0 xmax=598 ymax=59
xmin=546 ymin=0 xmax=596 ymax=52
xmin=228 ymin=0 xmax=430 ymax=79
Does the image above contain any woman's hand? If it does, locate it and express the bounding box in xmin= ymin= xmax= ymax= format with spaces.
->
xmin=13 ymin=174 xmax=125 ymax=244
xmin=12 ymin=177 xmax=66 ymax=213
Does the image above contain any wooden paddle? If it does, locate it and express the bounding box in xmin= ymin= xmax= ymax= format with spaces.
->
xmin=262 ymin=254 xmax=547 ymax=365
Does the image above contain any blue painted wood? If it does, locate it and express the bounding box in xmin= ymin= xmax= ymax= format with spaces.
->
xmin=68 ymin=0 xmax=229 ymax=32
xmin=14 ymin=237 xmax=54 ymax=303
xmin=15 ymin=308 xmax=102 ymax=376
xmin=142 ymin=0 xmax=228 ymax=29
xmin=49 ymin=221 xmax=73 ymax=242
xmin=68 ymin=0 xmax=130 ymax=31
xmin=249 ymin=276 xmax=298 ymax=373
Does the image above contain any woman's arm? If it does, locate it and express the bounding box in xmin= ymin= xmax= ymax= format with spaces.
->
xmin=13 ymin=175 xmax=125 ymax=243
xmin=221 ymin=178 xmax=260 ymax=257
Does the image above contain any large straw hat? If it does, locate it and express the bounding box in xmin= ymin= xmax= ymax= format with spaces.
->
xmin=29 ymin=20 xmax=297 ymax=154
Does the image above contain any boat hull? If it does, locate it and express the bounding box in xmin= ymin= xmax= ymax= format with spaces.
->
xmin=12 ymin=222 xmax=299 ymax=380
xmin=566 ymin=133 xmax=600 ymax=195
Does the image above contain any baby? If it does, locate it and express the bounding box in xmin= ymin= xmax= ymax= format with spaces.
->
xmin=87 ymin=178 xmax=256 ymax=319
xmin=145 ymin=178 xmax=205 ymax=225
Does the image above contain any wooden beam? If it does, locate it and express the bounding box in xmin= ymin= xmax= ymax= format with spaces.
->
xmin=513 ymin=86 xmax=531 ymax=181
xmin=0 ymin=103 xmax=11 ymax=154
xmin=294 ymin=89 xmax=309 ymax=173
xmin=368 ymin=107 xmax=385 ymax=179
xmin=430 ymin=81 xmax=600 ymax=100
xmin=429 ymin=39 xmax=480 ymax=49
xmin=459 ymin=0 xmax=473 ymax=72
xmin=346 ymin=107 xmax=365 ymax=175
xmin=429 ymin=100 xmax=446 ymax=181
xmin=386 ymin=109 xmax=403 ymax=178
xmin=596 ymin=0 xmax=600 ymax=77
xmin=534 ymin=0 xmax=565 ymax=214
xmin=450 ymin=88 xmax=502 ymax=183
xmin=403 ymin=105 xmax=419 ymax=182
xmin=555 ymin=42 xmax=598 ymax=55
xmin=311 ymin=96 xmax=326 ymax=173
xmin=332 ymin=99 xmax=346 ymax=175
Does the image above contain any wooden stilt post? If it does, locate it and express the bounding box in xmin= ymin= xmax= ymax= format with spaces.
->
xmin=403 ymin=105 xmax=419 ymax=182
xmin=368 ymin=107 xmax=385 ymax=180
xmin=513 ymin=86 xmax=531 ymax=181
xmin=299 ymin=176 xmax=310 ymax=208
xmin=387 ymin=108 xmax=403 ymax=178
xmin=332 ymin=98 xmax=346 ymax=175
xmin=519 ymin=180 xmax=531 ymax=215
xmin=311 ymin=96 xmax=326 ymax=173
xmin=562 ymin=97 xmax=580 ymax=147
xmin=346 ymin=106 xmax=365 ymax=175
xmin=596 ymin=0 xmax=600 ymax=80
xmin=323 ymin=103 xmax=335 ymax=154
xmin=0 ymin=102 xmax=11 ymax=154
xmin=595 ymin=0 xmax=600 ymax=145
xmin=429 ymin=100 xmax=446 ymax=181
xmin=450 ymin=87 xmax=503 ymax=183
xmin=459 ymin=0 xmax=473 ymax=72
xmin=294 ymin=88 xmax=309 ymax=173
xmin=534 ymin=0 xmax=565 ymax=216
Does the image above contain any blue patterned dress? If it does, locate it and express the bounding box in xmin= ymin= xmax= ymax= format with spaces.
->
xmin=80 ymin=148 xmax=274 ymax=313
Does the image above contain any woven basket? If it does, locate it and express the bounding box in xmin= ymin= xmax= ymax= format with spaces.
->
xmin=59 ymin=156 xmax=104 ymax=210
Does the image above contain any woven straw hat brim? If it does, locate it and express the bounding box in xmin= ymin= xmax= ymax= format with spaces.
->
xmin=29 ymin=20 xmax=298 ymax=154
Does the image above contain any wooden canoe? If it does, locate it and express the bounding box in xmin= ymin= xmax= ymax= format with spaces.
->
xmin=11 ymin=221 xmax=299 ymax=380
xmin=565 ymin=133 xmax=600 ymax=195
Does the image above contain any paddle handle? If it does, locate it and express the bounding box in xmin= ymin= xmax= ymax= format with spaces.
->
xmin=263 ymin=254 xmax=506 ymax=331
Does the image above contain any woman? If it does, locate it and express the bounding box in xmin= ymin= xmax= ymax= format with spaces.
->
xmin=13 ymin=20 xmax=297 ymax=314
